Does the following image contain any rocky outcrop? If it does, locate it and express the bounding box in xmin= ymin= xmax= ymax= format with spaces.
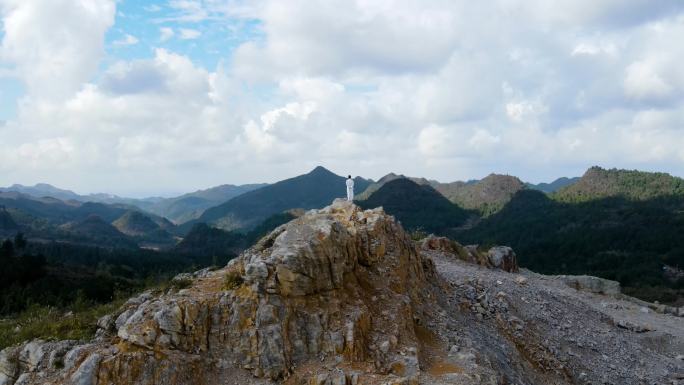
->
xmin=555 ymin=275 xmax=620 ymax=296
xmin=3 ymin=200 xmax=440 ymax=384
xmin=420 ymin=235 xmax=518 ymax=272
xmin=486 ymin=246 xmax=518 ymax=273
xmin=420 ymin=235 xmax=459 ymax=254
xmin=2 ymin=200 xmax=682 ymax=385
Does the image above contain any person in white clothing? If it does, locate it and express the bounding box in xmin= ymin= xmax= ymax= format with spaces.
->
xmin=346 ymin=175 xmax=354 ymax=201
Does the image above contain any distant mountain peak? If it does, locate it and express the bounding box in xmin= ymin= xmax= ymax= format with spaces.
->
xmin=481 ymin=173 xmax=523 ymax=183
xmin=432 ymin=174 xmax=525 ymax=216
xmin=1 ymin=183 xmax=80 ymax=201
xmin=377 ymin=173 xmax=401 ymax=183
xmin=196 ymin=168 xmax=372 ymax=231
xmin=526 ymin=176 xmax=580 ymax=193
xmin=309 ymin=166 xmax=334 ymax=175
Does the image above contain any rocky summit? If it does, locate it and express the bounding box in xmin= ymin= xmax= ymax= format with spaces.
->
xmin=1 ymin=200 xmax=683 ymax=385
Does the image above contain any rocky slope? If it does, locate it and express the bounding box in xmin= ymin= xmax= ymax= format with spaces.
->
xmin=1 ymin=201 xmax=682 ymax=385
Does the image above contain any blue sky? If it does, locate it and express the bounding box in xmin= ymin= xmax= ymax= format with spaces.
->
xmin=1 ymin=0 xmax=264 ymax=121
xmin=104 ymin=0 xmax=262 ymax=69
xmin=0 ymin=0 xmax=683 ymax=196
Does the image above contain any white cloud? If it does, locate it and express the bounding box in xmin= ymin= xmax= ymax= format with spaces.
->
xmin=144 ymin=5 xmax=162 ymax=12
xmin=0 ymin=0 xmax=116 ymax=100
xmin=571 ymin=42 xmax=618 ymax=56
xmin=14 ymin=137 xmax=75 ymax=169
xmin=624 ymin=59 xmax=673 ymax=100
xmin=179 ymin=28 xmax=201 ymax=40
xmin=159 ymin=27 xmax=174 ymax=42
xmin=167 ymin=0 xmax=209 ymax=22
xmin=1 ymin=0 xmax=684 ymax=193
xmin=113 ymin=34 xmax=139 ymax=46
xmin=279 ymin=77 xmax=345 ymax=101
xmin=232 ymin=0 xmax=460 ymax=80
xmin=506 ymin=100 xmax=547 ymax=123
xmin=469 ymin=129 xmax=501 ymax=150
xmin=418 ymin=124 xmax=451 ymax=158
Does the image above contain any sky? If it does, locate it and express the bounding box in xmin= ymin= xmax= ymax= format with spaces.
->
xmin=0 ymin=0 xmax=683 ymax=197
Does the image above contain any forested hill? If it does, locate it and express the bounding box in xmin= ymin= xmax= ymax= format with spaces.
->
xmin=196 ymin=167 xmax=372 ymax=231
xmin=357 ymin=178 xmax=470 ymax=235
xmin=457 ymin=168 xmax=684 ymax=304
xmin=554 ymin=166 xmax=684 ymax=202
xmin=355 ymin=173 xmax=433 ymax=201
xmin=356 ymin=173 xmax=526 ymax=217
xmin=432 ymin=174 xmax=525 ymax=216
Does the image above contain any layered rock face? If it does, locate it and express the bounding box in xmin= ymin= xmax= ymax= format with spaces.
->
xmin=3 ymin=200 xmax=683 ymax=385
xmin=1 ymin=200 xmax=440 ymax=385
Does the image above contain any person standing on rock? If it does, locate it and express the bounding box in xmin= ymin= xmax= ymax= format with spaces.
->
xmin=346 ymin=175 xmax=354 ymax=201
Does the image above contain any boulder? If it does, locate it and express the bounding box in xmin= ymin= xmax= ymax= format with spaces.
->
xmin=420 ymin=235 xmax=458 ymax=253
xmin=463 ymin=245 xmax=491 ymax=267
xmin=0 ymin=347 xmax=19 ymax=385
xmin=70 ymin=354 xmax=101 ymax=385
xmin=556 ymin=275 xmax=621 ymax=296
xmin=421 ymin=237 xmax=520 ymax=273
xmin=487 ymin=246 xmax=519 ymax=273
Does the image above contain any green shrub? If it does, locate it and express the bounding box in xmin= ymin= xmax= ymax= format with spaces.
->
xmin=170 ymin=278 xmax=193 ymax=291
xmin=410 ymin=230 xmax=428 ymax=242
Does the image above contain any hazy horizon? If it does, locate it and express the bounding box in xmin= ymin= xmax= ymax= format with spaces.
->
xmin=1 ymin=1 xmax=683 ymax=195
xmin=3 ymin=163 xmax=684 ymax=199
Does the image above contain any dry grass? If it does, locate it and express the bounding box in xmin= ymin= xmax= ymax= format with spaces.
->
xmin=223 ymin=270 xmax=244 ymax=290
xmin=0 ymin=299 xmax=125 ymax=349
xmin=427 ymin=360 xmax=463 ymax=375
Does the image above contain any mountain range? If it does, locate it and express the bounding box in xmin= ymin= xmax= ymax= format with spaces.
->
xmin=356 ymin=172 xmax=562 ymax=217
xmin=1 ymin=170 xmax=577 ymax=229
xmin=140 ymin=183 xmax=267 ymax=223
xmin=0 ymin=182 xmax=267 ymax=224
xmin=2 ymin=165 xmax=683 ymax=305
xmin=0 ymin=191 xmax=175 ymax=249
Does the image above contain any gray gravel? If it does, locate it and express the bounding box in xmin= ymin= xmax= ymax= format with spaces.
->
xmin=427 ymin=251 xmax=684 ymax=385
